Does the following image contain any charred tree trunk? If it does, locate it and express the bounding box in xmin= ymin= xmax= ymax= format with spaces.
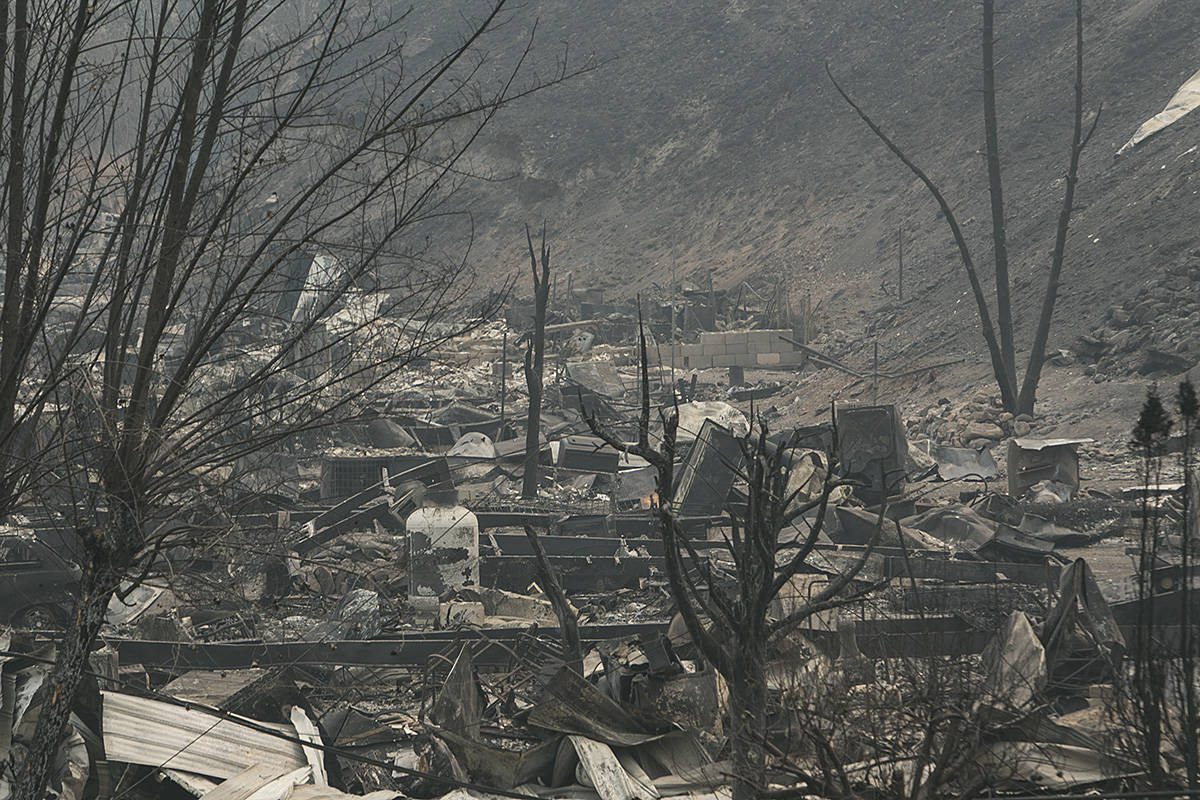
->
xmin=1017 ymin=0 xmax=1099 ymax=414
xmin=12 ymin=541 xmax=121 ymax=798
xmin=826 ymin=68 xmax=1015 ymax=410
xmin=2 ymin=1 xmax=573 ymax=795
xmin=830 ymin=0 xmax=1097 ymax=416
xmin=981 ymin=0 xmax=1017 ymax=399
xmin=523 ymin=524 xmax=582 ymax=672
xmin=728 ymin=619 xmax=769 ymax=800
xmin=522 ymin=224 xmax=550 ymax=500
xmin=582 ymin=319 xmax=883 ymax=800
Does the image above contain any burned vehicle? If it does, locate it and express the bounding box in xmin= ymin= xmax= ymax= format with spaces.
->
xmin=0 ymin=530 xmax=79 ymax=628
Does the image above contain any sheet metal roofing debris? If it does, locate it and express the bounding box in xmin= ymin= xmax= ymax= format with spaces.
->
xmin=932 ymin=444 xmax=1001 ymax=481
xmin=100 ymin=690 xmax=309 ymax=779
xmin=1007 ymin=438 xmax=1091 ymax=501
xmin=673 ymin=420 xmax=742 ymax=516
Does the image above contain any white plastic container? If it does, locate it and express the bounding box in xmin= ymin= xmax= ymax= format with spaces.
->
xmin=406 ymin=504 xmax=479 ymax=601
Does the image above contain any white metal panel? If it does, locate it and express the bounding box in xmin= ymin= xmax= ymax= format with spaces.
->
xmin=102 ymin=690 xmax=306 ymax=779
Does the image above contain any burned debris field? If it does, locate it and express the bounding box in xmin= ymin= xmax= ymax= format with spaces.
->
xmin=5 ymin=300 xmax=1199 ymax=800
xmin=3 ymin=1 xmax=1200 ymax=800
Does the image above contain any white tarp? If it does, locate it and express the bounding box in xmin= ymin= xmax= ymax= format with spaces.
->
xmin=1117 ymin=66 xmax=1200 ymax=155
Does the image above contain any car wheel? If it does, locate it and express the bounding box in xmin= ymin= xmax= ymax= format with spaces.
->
xmin=13 ymin=604 xmax=65 ymax=630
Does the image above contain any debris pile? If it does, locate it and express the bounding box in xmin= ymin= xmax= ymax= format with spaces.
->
xmin=1079 ymin=263 xmax=1200 ymax=379
xmin=908 ymin=392 xmax=1032 ymax=447
xmin=5 ymin=300 xmax=1199 ymax=799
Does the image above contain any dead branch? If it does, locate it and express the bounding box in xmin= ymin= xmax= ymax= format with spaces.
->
xmin=522 ymin=524 xmax=583 ymax=673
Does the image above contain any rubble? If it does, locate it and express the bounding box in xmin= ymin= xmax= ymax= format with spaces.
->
xmin=8 ymin=309 xmax=1200 ymax=800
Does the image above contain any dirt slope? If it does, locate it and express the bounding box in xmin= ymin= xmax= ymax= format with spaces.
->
xmin=437 ymin=0 xmax=1199 ymax=385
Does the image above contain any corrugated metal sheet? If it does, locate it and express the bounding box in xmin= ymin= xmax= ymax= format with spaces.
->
xmin=101 ymin=690 xmax=306 ymax=779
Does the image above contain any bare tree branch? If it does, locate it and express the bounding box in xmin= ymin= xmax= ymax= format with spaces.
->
xmin=826 ymin=63 xmax=1016 ymax=408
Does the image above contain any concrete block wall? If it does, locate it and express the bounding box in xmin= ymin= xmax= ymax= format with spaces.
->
xmin=675 ymin=329 xmax=803 ymax=370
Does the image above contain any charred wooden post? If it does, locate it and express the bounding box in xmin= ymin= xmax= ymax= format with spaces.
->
xmin=523 ymin=223 xmax=551 ymax=500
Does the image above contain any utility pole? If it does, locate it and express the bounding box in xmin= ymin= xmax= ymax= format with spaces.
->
xmin=499 ymin=329 xmax=508 ymax=437
xmin=872 ymin=340 xmax=879 ymax=405
xmin=670 ymin=255 xmax=677 ymax=389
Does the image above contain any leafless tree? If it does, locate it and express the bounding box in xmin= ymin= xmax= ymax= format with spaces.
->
xmin=0 ymin=0 xmax=579 ymax=794
xmin=1112 ymin=381 xmax=1200 ymax=787
xmin=829 ymin=0 xmax=1100 ymax=415
xmin=585 ymin=319 xmax=881 ymax=800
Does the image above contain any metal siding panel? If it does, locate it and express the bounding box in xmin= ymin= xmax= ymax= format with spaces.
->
xmin=102 ymin=691 xmax=306 ymax=779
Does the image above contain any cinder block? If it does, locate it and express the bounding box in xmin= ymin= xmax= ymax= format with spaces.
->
xmin=778 ymin=350 xmax=806 ymax=365
xmin=713 ymin=354 xmax=737 ymax=367
xmin=702 ymin=342 xmax=726 ymax=356
xmin=747 ymin=330 xmax=772 ymax=345
xmin=754 ymin=330 xmax=789 ymax=347
xmin=757 ymin=352 xmax=782 ymax=366
xmin=699 ymin=331 xmax=724 ymax=345
xmin=724 ymin=331 xmax=748 ymax=345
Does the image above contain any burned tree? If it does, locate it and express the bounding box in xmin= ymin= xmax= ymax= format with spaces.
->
xmin=829 ymin=0 xmax=1100 ymax=415
xmin=522 ymin=223 xmax=551 ymax=499
xmin=0 ymin=0 xmax=577 ymax=794
xmin=585 ymin=320 xmax=881 ymax=800
xmin=1112 ymin=380 xmax=1200 ymax=787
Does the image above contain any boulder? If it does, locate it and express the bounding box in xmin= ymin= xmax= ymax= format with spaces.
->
xmin=963 ymin=421 xmax=1005 ymax=442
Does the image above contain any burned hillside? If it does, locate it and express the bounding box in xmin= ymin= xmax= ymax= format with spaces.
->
xmin=4 ymin=0 xmax=1200 ymax=799
xmin=447 ymin=0 xmax=1200 ymax=391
